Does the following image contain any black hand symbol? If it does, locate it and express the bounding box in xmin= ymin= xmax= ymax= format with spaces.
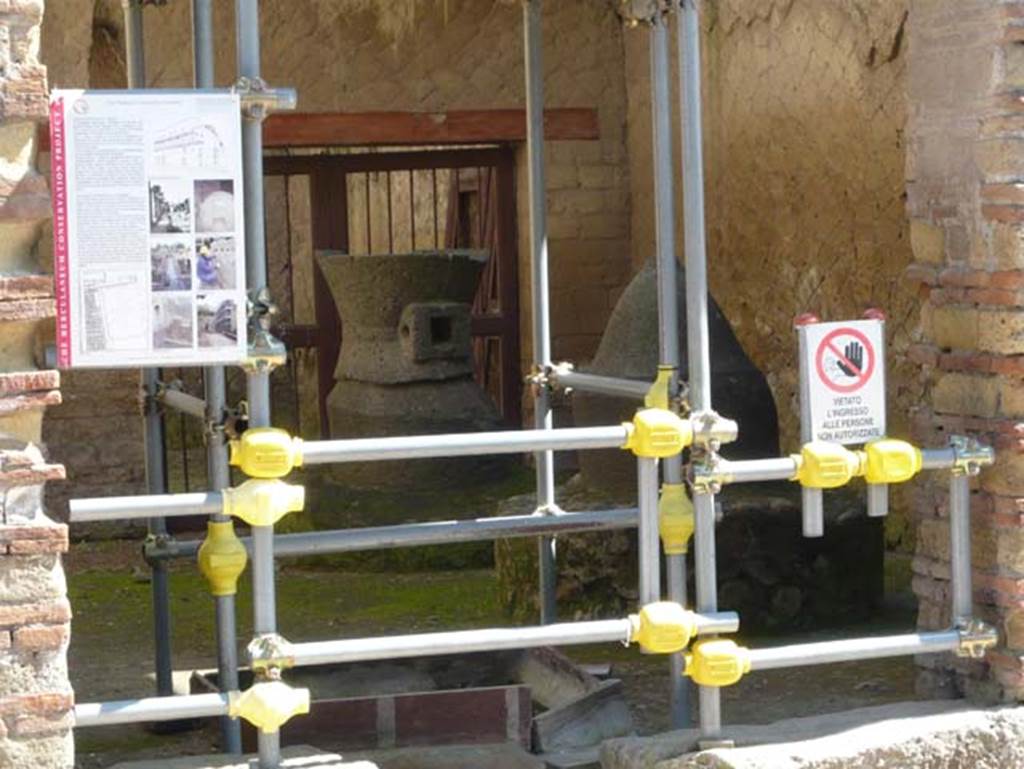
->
xmin=838 ymin=341 xmax=863 ymax=377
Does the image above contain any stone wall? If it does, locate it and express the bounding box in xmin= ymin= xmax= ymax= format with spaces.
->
xmin=905 ymin=0 xmax=1024 ymax=702
xmin=623 ymin=1 xmax=915 ymax=449
xmin=0 ymin=0 xmax=74 ymax=766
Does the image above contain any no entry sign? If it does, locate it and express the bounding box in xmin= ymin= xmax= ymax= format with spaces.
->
xmin=798 ymin=319 xmax=886 ymax=445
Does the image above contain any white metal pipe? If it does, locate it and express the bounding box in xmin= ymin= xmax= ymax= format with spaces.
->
xmin=550 ymin=368 xmax=651 ymax=400
xmin=290 ymin=612 xmax=740 ymax=668
xmin=122 ymin=1 xmax=146 ymax=90
xmin=236 ymin=0 xmax=279 ymax=763
xmin=867 ymin=483 xmax=889 ymax=518
xmin=192 ymin=0 xmax=215 ymax=88
xmin=922 ymin=448 xmax=956 ymax=470
xmin=158 ymin=386 xmax=207 ymax=421
xmin=300 ymin=425 xmax=628 ymax=465
xmin=950 ymin=472 xmax=973 ymax=623
xmin=523 ymin=0 xmax=558 ymax=625
xmin=148 ymin=508 xmax=640 ymax=561
xmin=747 ymin=630 xmax=962 ymax=671
xmin=70 ymin=492 xmax=222 ymax=523
xmin=716 ymin=456 xmax=799 ymax=484
xmin=638 ymin=458 xmax=661 ymax=606
xmin=75 ymin=693 xmax=230 ymax=728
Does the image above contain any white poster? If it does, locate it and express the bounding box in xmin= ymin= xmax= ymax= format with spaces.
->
xmin=799 ymin=319 xmax=887 ymax=445
xmin=50 ymin=90 xmax=248 ymax=368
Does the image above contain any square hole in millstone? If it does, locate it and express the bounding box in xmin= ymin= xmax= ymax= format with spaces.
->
xmin=430 ymin=315 xmax=453 ymax=344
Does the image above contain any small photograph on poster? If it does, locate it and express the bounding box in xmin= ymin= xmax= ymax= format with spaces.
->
xmin=152 ymin=294 xmax=194 ymax=350
xmin=149 ymin=178 xmax=193 ymax=234
xmin=195 ymin=179 xmax=235 ymax=233
xmin=150 ymin=240 xmax=193 ymax=292
xmin=197 ymin=294 xmax=239 ymax=348
xmin=195 ymin=236 xmax=236 ymax=290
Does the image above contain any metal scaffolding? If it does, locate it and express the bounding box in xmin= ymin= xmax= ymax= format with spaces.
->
xmin=65 ymin=1 xmax=999 ymax=765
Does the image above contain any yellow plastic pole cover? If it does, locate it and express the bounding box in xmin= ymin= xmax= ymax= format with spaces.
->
xmin=684 ymin=639 xmax=751 ymax=687
xmin=622 ymin=408 xmax=694 ymax=458
xmin=229 ymin=428 xmax=304 ymax=479
xmin=863 ymin=439 xmax=923 ymax=484
xmin=222 ymin=479 xmax=305 ymax=527
xmin=792 ymin=441 xmax=863 ymax=489
xmin=629 ymin=602 xmax=698 ymax=654
xmin=658 ymin=483 xmax=694 ymax=555
xmin=644 ymin=366 xmax=676 ymax=410
xmin=198 ymin=520 xmax=248 ymax=596
xmin=228 ymin=681 xmax=310 ymax=734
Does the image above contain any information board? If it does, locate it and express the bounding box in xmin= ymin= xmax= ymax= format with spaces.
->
xmin=50 ymin=90 xmax=248 ymax=368
xmin=798 ymin=318 xmax=886 ymax=445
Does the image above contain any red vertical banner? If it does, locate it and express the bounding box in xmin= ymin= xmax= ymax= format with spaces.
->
xmin=49 ymin=97 xmax=71 ymax=368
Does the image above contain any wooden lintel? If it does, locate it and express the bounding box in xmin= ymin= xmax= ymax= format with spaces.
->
xmin=262 ymin=108 xmax=600 ymax=148
xmin=37 ymin=108 xmax=599 ymax=154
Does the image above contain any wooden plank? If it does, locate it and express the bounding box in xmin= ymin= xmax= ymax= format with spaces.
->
xmin=263 ymin=108 xmax=600 ymax=148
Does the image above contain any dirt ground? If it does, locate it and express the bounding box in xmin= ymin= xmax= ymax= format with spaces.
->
xmin=67 ymin=540 xmax=919 ymax=768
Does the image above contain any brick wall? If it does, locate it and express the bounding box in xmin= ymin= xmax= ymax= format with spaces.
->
xmin=0 ymin=0 xmax=74 ymax=766
xmin=906 ymin=0 xmax=1024 ymax=701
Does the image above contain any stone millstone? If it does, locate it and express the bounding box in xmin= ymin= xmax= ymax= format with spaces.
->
xmin=572 ymin=259 xmax=779 ymax=495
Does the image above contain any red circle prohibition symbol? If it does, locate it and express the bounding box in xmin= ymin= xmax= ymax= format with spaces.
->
xmin=815 ymin=327 xmax=875 ymax=394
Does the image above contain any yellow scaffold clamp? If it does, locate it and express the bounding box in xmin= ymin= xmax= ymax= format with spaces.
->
xmin=863 ymin=439 xmax=923 ymax=484
xmin=644 ymin=366 xmax=676 ymax=411
xmin=629 ymin=602 xmax=699 ymax=654
xmin=658 ymin=483 xmax=694 ymax=555
xmin=684 ymin=639 xmax=751 ymax=687
xmin=198 ymin=520 xmax=248 ymax=597
xmin=222 ymin=479 xmax=306 ymax=527
xmin=228 ymin=681 xmax=310 ymax=734
xmin=229 ymin=427 xmax=304 ymax=479
xmin=791 ymin=439 xmax=924 ymax=489
xmin=622 ymin=409 xmax=693 ymax=458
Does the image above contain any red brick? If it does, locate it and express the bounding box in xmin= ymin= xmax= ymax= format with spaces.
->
xmin=0 ymin=600 xmax=71 ymax=629
xmin=0 ymin=525 xmax=68 ymax=547
xmin=8 ymin=711 xmax=74 ymax=738
xmin=0 ymin=693 xmax=74 ymax=718
xmin=12 ymin=624 xmax=69 ymax=652
xmin=0 ymin=370 xmax=59 ymax=395
xmin=908 ymin=343 xmax=939 ymax=366
xmin=984 ymin=204 xmax=1024 ymax=224
xmin=939 ymin=267 xmax=990 ymax=287
xmin=0 ymin=390 xmax=61 ymax=417
xmin=7 ymin=539 xmax=67 ymax=554
xmin=0 ymin=464 xmax=66 ymax=486
xmin=0 ymin=297 xmax=54 ymax=322
xmin=982 ymin=184 xmax=1024 ymax=205
xmin=906 ymin=262 xmax=939 ymax=286
xmin=0 ymin=275 xmax=52 ymax=301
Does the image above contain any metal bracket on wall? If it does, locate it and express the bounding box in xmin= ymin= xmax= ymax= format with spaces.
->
xmin=950 ymin=435 xmax=994 ymax=478
xmin=234 ymin=77 xmax=298 ymax=122
xmin=242 ymin=288 xmax=287 ymax=375
xmin=955 ymin=618 xmax=999 ymax=659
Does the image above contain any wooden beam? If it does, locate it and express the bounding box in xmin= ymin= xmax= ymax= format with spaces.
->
xmin=262 ymin=108 xmax=600 ymax=148
xmin=37 ymin=108 xmax=599 ymax=154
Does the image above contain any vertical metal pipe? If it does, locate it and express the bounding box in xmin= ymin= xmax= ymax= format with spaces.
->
xmin=867 ymin=483 xmax=889 ymax=518
xmin=523 ymin=0 xmax=558 ymax=624
xmin=651 ymin=11 xmax=688 ymax=727
xmin=123 ymin=0 xmax=174 ymax=702
xmin=949 ymin=471 xmax=973 ymax=623
xmin=676 ymin=1 xmax=721 ymax=740
xmin=192 ymin=0 xmax=241 ymax=752
xmin=236 ymin=1 xmax=279 ymax=766
xmin=123 ymin=1 xmax=146 ymax=88
xmin=637 ymin=458 xmax=661 ymax=606
xmin=796 ymin=325 xmax=824 ymax=538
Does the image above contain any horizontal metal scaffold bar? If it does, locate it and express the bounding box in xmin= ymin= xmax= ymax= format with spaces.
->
xmin=747 ymin=630 xmax=961 ymax=671
xmin=713 ymin=447 xmax=959 ymax=486
xmin=157 ymin=386 xmax=207 ymax=420
xmin=549 ymin=367 xmax=652 ymax=400
xmin=75 ymin=692 xmax=230 ymax=728
xmin=71 ymin=491 xmax=222 ymax=523
xmin=299 ymin=424 xmax=629 ymax=465
xmin=288 ymin=612 xmax=740 ymax=667
xmin=146 ymin=508 xmax=640 ymax=561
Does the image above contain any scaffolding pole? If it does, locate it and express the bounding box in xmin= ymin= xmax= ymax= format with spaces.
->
xmin=650 ymin=8 xmax=689 ymax=727
xmin=523 ymin=0 xmax=558 ymax=625
xmin=676 ymin=0 xmax=722 ymax=741
xmin=235 ymin=1 xmax=279 ymax=766
xmin=189 ymin=0 xmax=242 ymax=753
xmin=122 ymin=0 xmax=174 ymax=705
xmin=146 ymin=508 xmax=640 ymax=561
